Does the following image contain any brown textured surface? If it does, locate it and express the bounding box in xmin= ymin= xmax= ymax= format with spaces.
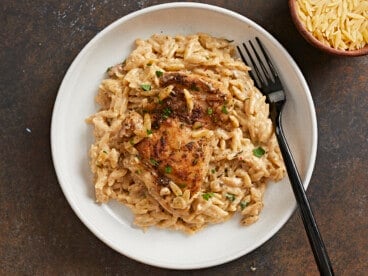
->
xmin=1 ymin=0 xmax=367 ymax=275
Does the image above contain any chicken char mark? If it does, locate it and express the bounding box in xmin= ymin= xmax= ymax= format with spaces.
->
xmin=151 ymin=72 xmax=231 ymax=130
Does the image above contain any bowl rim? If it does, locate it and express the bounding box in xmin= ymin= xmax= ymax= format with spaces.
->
xmin=289 ymin=0 xmax=368 ymax=57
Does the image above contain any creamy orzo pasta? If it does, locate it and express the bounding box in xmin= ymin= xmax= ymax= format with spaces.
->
xmin=86 ymin=33 xmax=285 ymax=234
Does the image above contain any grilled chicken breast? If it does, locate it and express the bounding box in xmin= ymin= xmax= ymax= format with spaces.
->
xmin=136 ymin=118 xmax=213 ymax=194
xmin=130 ymin=72 xmax=232 ymax=213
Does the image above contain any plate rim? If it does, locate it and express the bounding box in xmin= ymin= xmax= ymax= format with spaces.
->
xmin=50 ymin=2 xmax=318 ymax=269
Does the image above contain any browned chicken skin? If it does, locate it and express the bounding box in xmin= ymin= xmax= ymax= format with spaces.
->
xmin=132 ymin=72 xmax=233 ymax=212
xmin=158 ymin=73 xmax=232 ymax=130
xmin=136 ymin=118 xmax=212 ymax=195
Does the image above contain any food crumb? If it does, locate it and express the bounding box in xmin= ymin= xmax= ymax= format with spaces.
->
xmin=250 ymin=264 xmax=257 ymax=272
xmin=26 ymin=128 xmax=32 ymax=133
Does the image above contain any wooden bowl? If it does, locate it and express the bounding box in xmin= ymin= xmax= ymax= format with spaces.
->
xmin=289 ymin=0 xmax=368 ymax=57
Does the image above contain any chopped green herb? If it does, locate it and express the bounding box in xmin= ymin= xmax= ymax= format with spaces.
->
xmin=192 ymin=158 xmax=198 ymax=165
xmin=129 ymin=138 xmax=135 ymax=145
xmin=253 ymin=147 xmax=266 ymax=158
xmin=211 ymin=168 xmax=216 ymax=174
xmin=207 ymin=107 xmax=213 ymax=115
xmin=221 ymin=105 xmax=228 ymax=114
xmin=162 ymin=107 xmax=172 ymax=119
xmin=106 ymin=66 xmax=112 ymax=73
xmin=225 ymin=39 xmax=234 ymax=43
xmin=135 ymin=169 xmax=141 ymax=174
xmin=240 ymin=201 xmax=249 ymax=210
xmin=165 ymin=165 xmax=172 ymax=174
xmin=190 ymin=84 xmax=200 ymax=91
xmin=146 ymin=129 xmax=153 ymax=135
xmin=141 ymin=84 xmax=151 ymax=91
xmin=202 ymin=192 xmax=214 ymax=201
xmin=155 ymin=70 xmax=163 ymax=77
xmin=150 ymin=158 xmax=159 ymax=167
xmin=147 ymin=62 xmax=152 ymax=66
xmin=178 ymin=183 xmax=187 ymax=189
xmin=226 ymin=193 xmax=236 ymax=202
xmin=102 ymin=150 xmax=108 ymax=154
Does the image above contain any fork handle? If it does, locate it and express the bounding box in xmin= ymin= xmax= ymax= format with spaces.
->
xmin=275 ymin=119 xmax=334 ymax=275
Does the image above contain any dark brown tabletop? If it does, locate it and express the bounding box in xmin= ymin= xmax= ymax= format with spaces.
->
xmin=1 ymin=0 xmax=367 ymax=275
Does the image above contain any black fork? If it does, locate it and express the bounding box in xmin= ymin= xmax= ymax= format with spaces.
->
xmin=237 ymin=38 xmax=334 ymax=276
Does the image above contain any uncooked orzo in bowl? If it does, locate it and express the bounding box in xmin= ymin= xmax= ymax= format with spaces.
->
xmin=86 ymin=33 xmax=285 ymax=234
xmin=295 ymin=0 xmax=368 ymax=51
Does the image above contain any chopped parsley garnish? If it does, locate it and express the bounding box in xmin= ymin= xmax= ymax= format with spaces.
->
xmin=240 ymin=201 xmax=249 ymax=210
xmin=135 ymin=169 xmax=141 ymax=174
xmin=141 ymin=84 xmax=151 ymax=91
xmin=221 ymin=105 xmax=228 ymax=114
xmin=253 ymin=147 xmax=266 ymax=158
xmin=155 ymin=70 xmax=163 ymax=77
xmin=162 ymin=107 xmax=172 ymax=119
xmin=211 ymin=168 xmax=216 ymax=174
xmin=226 ymin=193 xmax=236 ymax=202
xmin=146 ymin=129 xmax=153 ymax=135
xmin=178 ymin=183 xmax=187 ymax=188
xmin=106 ymin=66 xmax=112 ymax=73
xmin=147 ymin=62 xmax=152 ymax=66
xmin=165 ymin=165 xmax=172 ymax=174
xmin=102 ymin=150 xmax=108 ymax=154
xmin=129 ymin=138 xmax=135 ymax=145
xmin=150 ymin=158 xmax=159 ymax=167
xmin=207 ymin=107 xmax=213 ymax=115
xmin=202 ymin=192 xmax=214 ymax=201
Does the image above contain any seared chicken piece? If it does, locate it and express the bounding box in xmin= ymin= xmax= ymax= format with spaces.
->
xmin=136 ymin=118 xmax=213 ymax=195
xmin=131 ymin=73 xmax=233 ymax=214
xmin=157 ymin=73 xmax=232 ymax=130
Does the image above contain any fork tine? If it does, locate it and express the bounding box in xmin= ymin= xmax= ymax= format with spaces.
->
xmin=236 ymin=45 xmax=259 ymax=89
xmin=249 ymin=40 xmax=273 ymax=85
xmin=243 ymin=42 xmax=265 ymax=89
xmin=255 ymin=37 xmax=279 ymax=80
xmin=237 ymin=37 xmax=284 ymax=95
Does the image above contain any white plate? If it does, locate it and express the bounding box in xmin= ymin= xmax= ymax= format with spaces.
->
xmin=51 ymin=2 xmax=317 ymax=269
